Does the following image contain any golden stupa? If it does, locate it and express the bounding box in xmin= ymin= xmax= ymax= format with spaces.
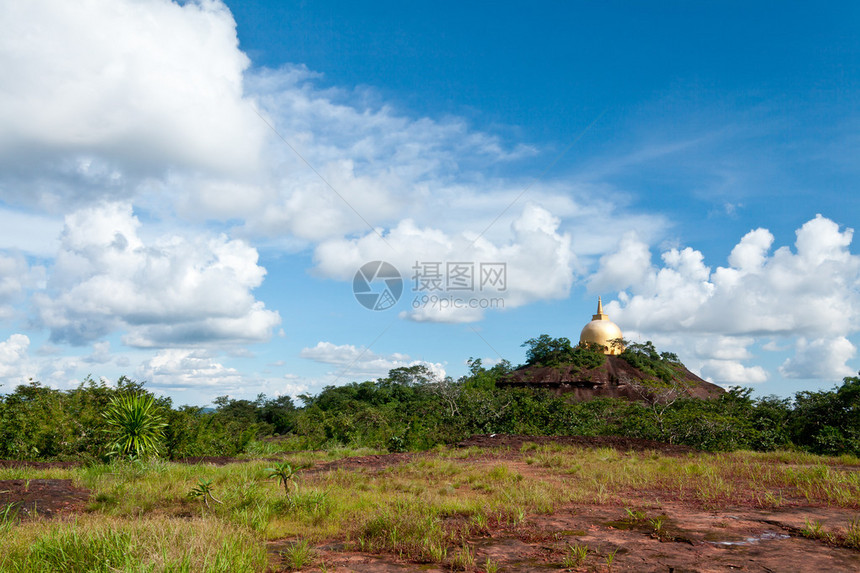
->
xmin=579 ymin=297 xmax=624 ymax=355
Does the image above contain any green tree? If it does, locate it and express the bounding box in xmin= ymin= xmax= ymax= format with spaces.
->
xmin=789 ymin=374 xmax=860 ymax=455
xmin=521 ymin=335 xmax=576 ymax=367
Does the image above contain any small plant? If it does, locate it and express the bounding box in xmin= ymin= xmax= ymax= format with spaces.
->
xmin=562 ymin=543 xmax=588 ymax=568
xmin=266 ymin=462 xmax=299 ymax=499
xmin=802 ymin=518 xmax=835 ymax=543
xmin=187 ymin=479 xmax=223 ymax=508
xmin=484 ymin=557 xmax=499 ymax=573
xmin=280 ymin=539 xmax=315 ymax=571
xmin=469 ymin=512 xmax=489 ymax=533
xmin=605 ymin=547 xmax=619 ymax=571
xmin=624 ymin=507 xmax=647 ymax=521
xmin=1 ymin=503 xmax=20 ymax=533
xmin=845 ymin=517 xmax=860 ymax=549
xmin=509 ymin=507 xmax=526 ymax=525
xmin=802 ymin=519 xmax=822 ymax=538
xmin=450 ymin=542 xmax=475 ymax=571
xmin=648 ymin=516 xmax=675 ymax=541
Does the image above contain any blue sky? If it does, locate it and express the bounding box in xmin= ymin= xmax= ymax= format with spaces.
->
xmin=0 ymin=1 xmax=858 ymax=404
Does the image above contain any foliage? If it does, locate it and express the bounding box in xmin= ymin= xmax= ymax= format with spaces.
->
xmin=187 ymin=478 xmax=223 ymax=508
xmin=619 ymin=341 xmax=683 ymax=383
xmin=103 ymin=393 xmax=168 ymax=459
xmin=788 ymin=375 xmax=860 ymax=455
xmin=520 ymin=334 xmax=605 ymax=369
xmin=280 ymin=539 xmax=315 ymax=571
xmin=266 ymin=462 xmax=299 ymax=499
xmin=1 ymin=342 xmax=860 ymax=461
xmin=0 ymin=378 xmax=294 ymax=462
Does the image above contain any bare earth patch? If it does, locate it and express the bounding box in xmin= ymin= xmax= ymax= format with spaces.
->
xmin=0 ymin=479 xmax=90 ymax=518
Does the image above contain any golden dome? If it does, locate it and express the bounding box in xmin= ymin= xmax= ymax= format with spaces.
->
xmin=579 ymin=297 xmax=624 ymax=355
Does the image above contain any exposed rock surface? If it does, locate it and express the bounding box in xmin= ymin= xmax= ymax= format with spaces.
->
xmin=499 ymin=355 xmax=725 ymax=401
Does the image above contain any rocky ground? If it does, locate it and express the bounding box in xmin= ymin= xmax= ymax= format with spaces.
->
xmin=3 ymin=435 xmax=859 ymax=572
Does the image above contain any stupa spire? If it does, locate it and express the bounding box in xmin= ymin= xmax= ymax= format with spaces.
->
xmin=592 ymin=296 xmax=609 ymax=321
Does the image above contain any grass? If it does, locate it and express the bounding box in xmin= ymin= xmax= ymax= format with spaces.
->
xmin=1 ymin=444 xmax=858 ymax=571
xmin=846 ymin=517 xmax=860 ymax=549
xmin=280 ymin=539 xmax=315 ymax=571
xmin=800 ymin=516 xmax=860 ymax=550
xmin=562 ymin=543 xmax=589 ymax=568
xmin=0 ymin=515 xmax=266 ymax=572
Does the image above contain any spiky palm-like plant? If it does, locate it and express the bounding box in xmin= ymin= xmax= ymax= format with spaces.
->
xmin=103 ymin=393 xmax=167 ymax=459
xmin=266 ymin=462 xmax=298 ymax=498
xmin=187 ymin=479 xmax=223 ymax=508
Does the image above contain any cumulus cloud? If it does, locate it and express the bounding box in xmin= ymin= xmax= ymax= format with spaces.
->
xmin=34 ymin=202 xmax=280 ymax=347
xmin=82 ymin=341 xmax=112 ymax=365
xmin=587 ymin=231 xmax=653 ymax=293
xmin=313 ymin=204 xmax=574 ymax=322
xmin=780 ymin=337 xmax=857 ymax=379
xmin=0 ymin=252 xmax=44 ymax=320
xmin=0 ymin=0 xmax=265 ymax=210
xmin=599 ymin=215 xmax=860 ymax=381
xmin=300 ymin=341 xmax=446 ymax=380
xmin=606 ymin=215 xmax=859 ymax=337
xmin=700 ymin=359 xmax=769 ymax=385
xmin=137 ymin=348 xmax=243 ymax=390
xmin=0 ymin=334 xmax=31 ymax=380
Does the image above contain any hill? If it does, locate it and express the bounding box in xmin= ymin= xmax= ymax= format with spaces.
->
xmin=500 ymin=354 xmax=725 ymax=401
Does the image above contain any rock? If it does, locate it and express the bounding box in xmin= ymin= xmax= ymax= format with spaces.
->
xmin=498 ymin=355 xmax=724 ymax=402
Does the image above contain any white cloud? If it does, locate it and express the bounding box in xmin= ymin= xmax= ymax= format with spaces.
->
xmin=694 ymin=335 xmax=756 ymax=361
xmin=0 ymin=334 xmax=31 ymax=380
xmin=727 ymin=227 xmax=773 ymax=270
xmin=34 ymin=202 xmax=280 ymax=347
xmin=587 ymin=231 xmax=653 ymax=293
xmin=313 ymin=204 xmax=575 ymax=322
xmin=0 ymin=0 xmax=265 ymax=210
xmin=137 ymin=348 xmax=243 ymax=390
xmin=300 ymin=341 xmax=446 ymax=380
xmin=598 ymin=215 xmax=860 ymax=383
xmin=136 ymin=348 xmax=312 ymax=398
xmin=700 ymin=359 xmax=769 ymax=385
xmin=82 ymin=341 xmax=112 ymax=365
xmin=0 ymin=252 xmax=44 ymax=320
xmin=0 ymin=334 xmax=82 ymax=390
xmin=605 ymin=215 xmax=860 ymax=338
xmin=780 ymin=337 xmax=857 ymax=380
